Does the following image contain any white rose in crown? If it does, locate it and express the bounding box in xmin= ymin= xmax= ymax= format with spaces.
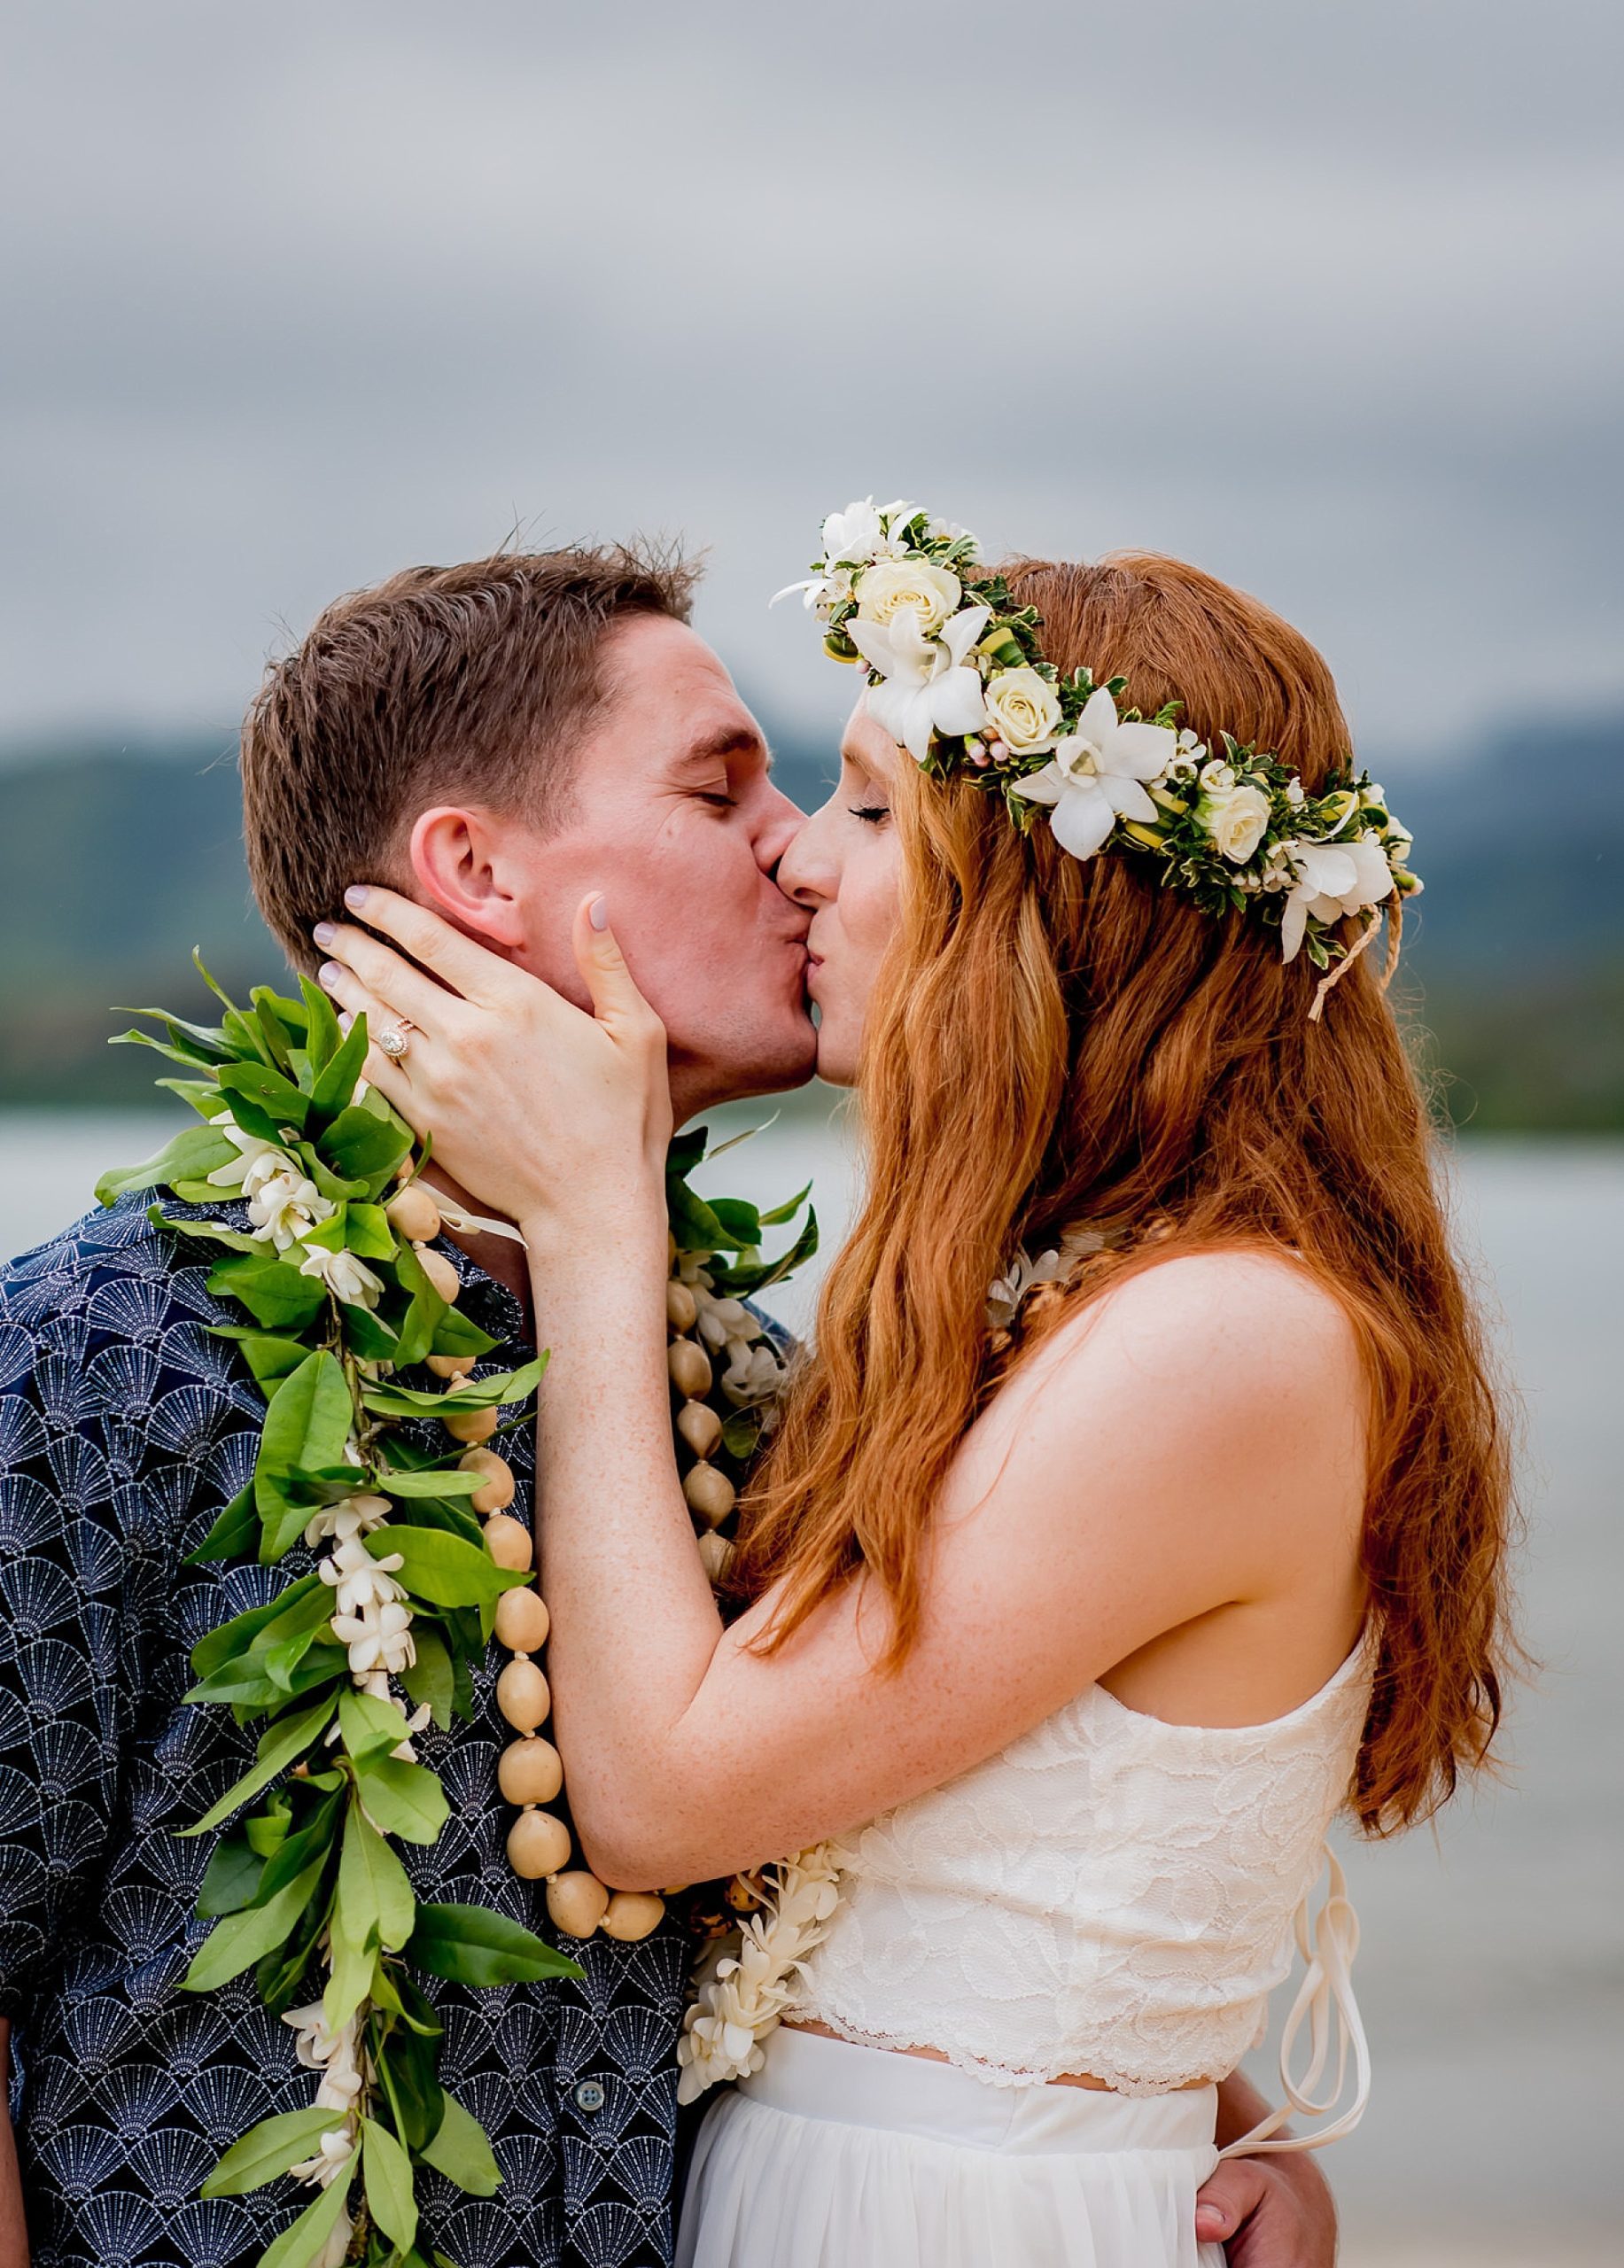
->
xmin=1197 ymin=781 xmax=1272 ymax=864
xmin=855 ymin=558 xmax=963 ymax=636
xmin=983 ymin=666 xmax=1064 ymax=758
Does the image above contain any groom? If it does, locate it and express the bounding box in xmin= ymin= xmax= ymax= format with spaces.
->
xmin=0 ymin=545 xmax=1332 ymax=2268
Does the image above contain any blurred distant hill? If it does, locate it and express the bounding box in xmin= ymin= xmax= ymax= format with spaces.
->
xmin=0 ymin=717 xmax=1617 ymax=1128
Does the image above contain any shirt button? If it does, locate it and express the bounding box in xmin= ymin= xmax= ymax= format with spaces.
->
xmin=573 ymin=2080 xmax=605 ymax=2114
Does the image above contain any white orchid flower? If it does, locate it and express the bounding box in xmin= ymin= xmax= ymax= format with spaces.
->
xmin=845 ymin=602 xmax=991 ymax=765
xmin=298 ymin=1244 xmax=385 ymax=1309
xmin=1008 ymin=685 xmax=1177 ymax=860
xmin=821 ymin=496 xmax=884 ymax=563
xmin=1277 ymin=832 xmax=1395 ymax=962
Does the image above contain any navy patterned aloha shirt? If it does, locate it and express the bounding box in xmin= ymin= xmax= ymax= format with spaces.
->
xmin=0 ymin=1192 xmax=692 ymax=2268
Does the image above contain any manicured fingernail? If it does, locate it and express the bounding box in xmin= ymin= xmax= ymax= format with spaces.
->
xmin=337 ymin=1011 xmax=354 ymax=1034
xmin=588 ymin=894 xmax=610 ymax=931
xmin=312 ymin=921 xmax=336 ymax=947
xmin=344 ymin=884 xmax=368 ymax=910
xmin=319 ymin=962 xmax=342 ymax=990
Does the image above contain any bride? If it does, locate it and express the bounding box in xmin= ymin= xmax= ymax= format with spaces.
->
xmin=315 ymin=511 xmax=1514 ymax=2265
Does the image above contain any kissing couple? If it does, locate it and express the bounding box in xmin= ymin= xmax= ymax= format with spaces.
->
xmin=0 ymin=506 xmax=1513 ymax=2268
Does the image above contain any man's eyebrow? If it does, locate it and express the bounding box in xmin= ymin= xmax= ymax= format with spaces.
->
xmin=673 ymin=726 xmax=771 ymax=773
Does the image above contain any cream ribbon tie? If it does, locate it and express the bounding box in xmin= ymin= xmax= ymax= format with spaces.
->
xmin=1217 ymin=1844 xmax=1371 ymax=2157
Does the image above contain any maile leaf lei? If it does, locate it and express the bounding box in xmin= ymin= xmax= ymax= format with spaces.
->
xmin=99 ymin=959 xmax=816 ymax=2268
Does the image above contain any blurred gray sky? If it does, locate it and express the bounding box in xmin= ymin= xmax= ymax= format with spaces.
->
xmin=2 ymin=0 xmax=1620 ymax=764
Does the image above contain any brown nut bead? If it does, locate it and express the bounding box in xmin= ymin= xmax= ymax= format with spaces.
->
xmin=676 ymin=1399 xmax=723 ymax=1460
xmin=443 ymin=1403 xmax=499 ymax=1445
xmin=667 ymin=1340 xmax=712 ymax=1400
xmin=496 ymin=1657 xmax=550 ymax=1732
xmin=428 ymin=1351 xmax=478 ymax=1379
xmin=507 ymin=1808 xmax=572 ymax=1879
xmin=600 ymin=1891 xmax=666 ymax=1943
xmin=665 ymin=1279 xmax=699 ymax=1333
xmin=416 ymin=1246 xmax=461 ymax=1303
xmin=726 ymin=1876 xmax=763 ymax=1913
xmin=483 ymin=1514 xmax=532 ymax=1570
xmin=546 ymin=1871 xmax=610 ymax=1939
xmin=683 ymin=1463 xmax=735 ymax=1528
xmin=695 ymin=1531 xmax=734 ymax=1586
xmin=460 ymin=1447 xmax=516 ymax=1513
xmin=493 ymin=1585 xmax=550 ymax=1653
xmin=386 ymin=1184 xmax=442 ymax=1243
xmin=497 ymin=1736 xmax=563 ymax=1807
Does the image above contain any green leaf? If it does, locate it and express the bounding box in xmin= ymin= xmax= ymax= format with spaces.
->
xmin=339 ymin=1807 xmax=416 ymax=1953
xmin=320 ymin=1102 xmax=412 ymax=1185
xmin=664 ymin=1126 xmax=708 ymax=1180
xmin=207 ymin=1326 xmax=309 ymax=1394
xmin=719 ymin=1409 xmax=763 ymax=1463
xmin=712 ymin=1207 xmax=819 ymax=1300
xmin=419 ymin=2090 xmax=502 ymax=2196
xmin=374 ymin=2008 xmax=447 ymax=2154
xmin=375 ymin=1467 xmax=484 ymax=1499
xmin=757 ymin=1179 xmax=812 ymax=1228
xmin=387 ymin=1237 xmax=449 ymax=1369
xmin=181 ymin=1849 xmax=327 ymax=1989
xmin=180 ymin=1690 xmax=337 ymax=1837
xmin=154 ymin=1211 xmax=263 ymax=1256
xmin=218 ymin=1059 xmax=311 ymax=1136
xmin=339 ymin=1302 xmax=400 ymax=1363
xmin=667 ymin=1179 xmax=728 ymax=1256
xmin=309 ymin=1014 xmax=372 ymax=1122
xmin=361 ymin=2116 xmax=419 ymax=2252
xmin=245 ymin=1803 xmax=292 ymax=1857
xmin=253 ymin=2166 xmax=351 ymax=2268
xmin=249 ymin=988 xmax=299 ymax=1076
xmin=186 ymin=1481 xmax=260 ymax=1565
xmin=201 ymin=2107 xmax=341 ymax=2197
xmin=191 ymin=1573 xmax=324 ymax=1679
xmin=371 ymin=1527 xmax=530 ymax=1613
xmin=338 ymin=1686 xmax=414 ymax=1764
xmin=299 ymin=975 xmax=345 ymax=1077
xmin=344 ymin=1203 xmax=397 ymax=1261
xmin=408 ymin=1902 xmax=582 ymax=1988
xmin=706 ymin=1196 xmax=761 ymax=1248
xmin=354 ymin=1758 xmax=450 ymax=1845
xmin=255 ymin=1351 xmax=354 ymax=1537
xmin=207 ymin=1249 xmax=330 ymax=1332
xmin=361 ymin=1358 xmax=545 ymax=1418
xmin=322 ymin=1913 xmax=377 ymax=2035
xmin=197 ymin=1833 xmax=266 ymax=1917
xmin=398 ymin=1626 xmax=455 ymax=1729
xmin=253 ymin=1789 xmax=342 ymax=1904
xmin=95 ymin=1121 xmax=242 ymax=1208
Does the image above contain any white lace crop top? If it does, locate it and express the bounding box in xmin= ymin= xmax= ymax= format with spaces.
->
xmin=789 ymin=1637 xmax=1375 ymax=2148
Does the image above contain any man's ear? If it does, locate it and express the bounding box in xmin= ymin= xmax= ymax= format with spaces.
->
xmin=408 ymin=807 xmax=528 ymax=952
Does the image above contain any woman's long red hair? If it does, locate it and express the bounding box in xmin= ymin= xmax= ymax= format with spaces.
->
xmin=732 ymin=550 xmax=1516 ymax=1834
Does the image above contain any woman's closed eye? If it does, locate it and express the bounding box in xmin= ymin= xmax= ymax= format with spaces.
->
xmin=849 ymin=803 xmax=890 ymax=826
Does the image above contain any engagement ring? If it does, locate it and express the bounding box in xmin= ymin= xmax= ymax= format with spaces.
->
xmin=377 ymin=1019 xmax=416 ymax=1061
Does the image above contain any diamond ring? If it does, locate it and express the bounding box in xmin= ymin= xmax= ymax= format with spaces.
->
xmin=377 ymin=1019 xmax=416 ymax=1061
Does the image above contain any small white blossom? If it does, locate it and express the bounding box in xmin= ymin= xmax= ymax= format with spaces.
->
xmin=676 ymin=1844 xmax=844 ymax=2105
xmin=298 ymin=1244 xmax=385 ymax=1309
xmin=246 ymin=1169 xmax=332 ymax=1251
xmin=1196 ymin=780 xmax=1272 ymax=865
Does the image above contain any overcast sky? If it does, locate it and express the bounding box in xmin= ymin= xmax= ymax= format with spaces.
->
xmin=2 ymin=0 xmax=1619 ymax=767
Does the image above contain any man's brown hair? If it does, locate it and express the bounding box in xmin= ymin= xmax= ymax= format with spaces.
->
xmin=241 ymin=543 xmax=699 ymax=968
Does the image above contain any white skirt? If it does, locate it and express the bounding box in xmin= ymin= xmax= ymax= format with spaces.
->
xmin=677 ymin=2027 xmax=1225 ymax=2268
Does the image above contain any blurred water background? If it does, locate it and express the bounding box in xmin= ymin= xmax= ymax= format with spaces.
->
xmin=3 ymin=4 xmax=1620 ymax=2260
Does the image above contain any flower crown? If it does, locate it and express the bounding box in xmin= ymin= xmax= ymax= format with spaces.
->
xmin=777 ymin=498 xmax=1421 ymax=1006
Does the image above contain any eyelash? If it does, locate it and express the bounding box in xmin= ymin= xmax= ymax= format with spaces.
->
xmin=849 ymin=804 xmax=890 ymax=825
xmin=699 ymin=791 xmax=736 ymax=809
